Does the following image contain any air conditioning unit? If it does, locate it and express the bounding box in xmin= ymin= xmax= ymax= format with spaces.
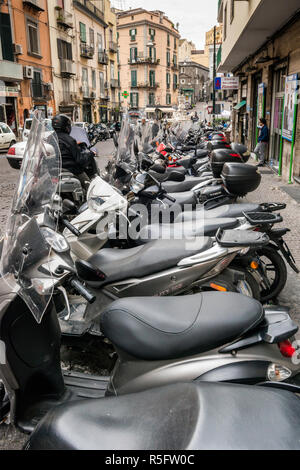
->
xmin=23 ymin=66 xmax=34 ymax=79
xmin=14 ymin=44 xmax=23 ymax=55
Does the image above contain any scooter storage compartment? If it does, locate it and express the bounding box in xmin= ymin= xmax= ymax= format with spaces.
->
xmin=207 ymin=141 xmax=231 ymax=152
xmin=221 ymin=163 xmax=261 ymax=196
xmin=211 ymin=149 xmax=242 ymax=178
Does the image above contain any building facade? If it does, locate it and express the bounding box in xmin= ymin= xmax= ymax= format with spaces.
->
xmin=179 ymin=61 xmax=209 ymax=104
xmin=218 ymin=0 xmax=300 ymax=183
xmin=1 ymin=0 xmax=55 ymax=133
xmin=117 ymin=9 xmax=180 ymax=114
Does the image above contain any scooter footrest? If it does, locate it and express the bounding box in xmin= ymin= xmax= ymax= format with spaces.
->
xmin=260 ymin=202 xmax=287 ymax=212
xmin=216 ymin=228 xmax=270 ymax=248
xmin=243 ymin=211 xmax=283 ymax=225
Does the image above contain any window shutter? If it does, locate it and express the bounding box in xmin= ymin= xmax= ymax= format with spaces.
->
xmin=0 ymin=13 xmax=14 ymax=61
xmin=57 ymin=38 xmax=62 ymax=59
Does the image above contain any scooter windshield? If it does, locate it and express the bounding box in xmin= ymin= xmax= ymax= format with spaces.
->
xmin=0 ymin=113 xmax=61 ymax=323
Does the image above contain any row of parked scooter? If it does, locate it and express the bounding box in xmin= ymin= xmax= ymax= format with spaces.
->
xmin=0 ymin=114 xmax=299 ymax=450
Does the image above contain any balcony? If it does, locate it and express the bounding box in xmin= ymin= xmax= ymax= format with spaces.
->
xmin=23 ymin=0 xmax=44 ymax=12
xmin=131 ymin=82 xmax=159 ymax=89
xmin=100 ymin=93 xmax=110 ymax=101
xmin=128 ymin=55 xmax=160 ymax=65
xmin=98 ymin=51 xmax=108 ymax=65
xmin=0 ymin=60 xmax=23 ymax=82
xmin=32 ymin=82 xmax=51 ymax=100
xmin=110 ymin=79 xmax=119 ymax=88
xmin=80 ymin=43 xmax=94 ymax=59
xmin=109 ymin=41 xmax=118 ymax=53
xmin=74 ymin=0 xmax=105 ymax=26
xmin=56 ymin=9 xmax=73 ymax=30
xmin=60 ymin=91 xmax=76 ymax=105
xmin=60 ymin=59 xmax=76 ymax=77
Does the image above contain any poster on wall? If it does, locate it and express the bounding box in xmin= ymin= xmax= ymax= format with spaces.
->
xmin=257 ymin=83 xmax=265 ymax=128
xmin=282 ymin=73 xmax=298 ymax=142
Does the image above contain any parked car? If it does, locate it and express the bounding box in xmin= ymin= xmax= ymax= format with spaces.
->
xmin=22 ymin=118 xmax=52 ymax=141
xmin=73 ymin=122 xmax=89 ymax=131
xmin=0 ymin=123 xmax=17 ymax=151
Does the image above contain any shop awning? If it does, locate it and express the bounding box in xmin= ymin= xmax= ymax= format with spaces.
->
xmin=233 ymin=100 xmax=246 ymax=110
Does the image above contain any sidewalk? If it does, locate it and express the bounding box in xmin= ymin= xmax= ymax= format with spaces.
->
xmin=245 ymin=162 xmax=300 ymax=325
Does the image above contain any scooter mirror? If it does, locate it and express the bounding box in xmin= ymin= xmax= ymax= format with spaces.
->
xmin=113 ymin=133 xmax=119 ymax=148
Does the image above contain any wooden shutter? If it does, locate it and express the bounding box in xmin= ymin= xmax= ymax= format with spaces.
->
xmin=0 ymin=13 xmax=14 ymax=61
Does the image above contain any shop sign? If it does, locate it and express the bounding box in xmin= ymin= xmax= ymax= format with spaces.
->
xmin=282 ymin=73 xmax=298 ymax=142
xmin=214 ymin=77 xmax=239 ymax=90
xmin=0 ymin=86 xmax=19 ymax=97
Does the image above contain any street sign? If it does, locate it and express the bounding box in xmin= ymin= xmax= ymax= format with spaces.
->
xmin=214 ymin=77 xmax=239 ymax=90
xmin=122 ymin=91 xmax=129 ymax=99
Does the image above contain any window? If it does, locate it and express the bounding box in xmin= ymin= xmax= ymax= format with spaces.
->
xmin=181 ymin=67 xmax=185 ymax=74
xmin=130 ymin=47 xmax=137 ymax=62
xmin=224 ymin=4 xmax=227 ymax=40
xmin=110 ymin=62 xmax=115 ymax=79
xmin=130 ymin=92 xmax=139 ymax=108
xmin=0 ymin=13 xmax=14 ymax=61
xmin=89 ymin=28 xmax=94 ymax=49
xmin=167 ymin=34 xmax=170 ymax=47
xmin=27 ymin=18 xmax=40 ymax=55
xmin=130 ymin=28 xmax=137 ymax=41
xmin=131 ymin=70 xmax=137 ymax=87
xmin=149 ymin=28 xmax=155 ymax=41
xmin=149 ymin=70 xmax=155 ymax=87
xmin=32 ymin=70 xmax=43 ymax=98
xmin=97 ymin=33 xmax=103 ymax=52
xmin=57 ymin=39 xmax=72 ymax=60
xmin=0 ymin=123 xmax=11 ymax=133
xmin=166 ymin=72 xmax=170 ymax=89
xmin=109 ymin=29 xmax=113 ymax=42
xmin=173 ymin=74 xmax=178 ymax=89
xmin=149 ymin=46 xmax=156 ymax=60
xmin=181 ymin=79 xmax=185 ymax=84
xmin=149 ymin=92 xmax=155 ymax=105
xmin=166 ymin=93 xmax=171 ymax=105
xmin=99 ymin=72 xmax=105 ymax=96
xmin=82 ymin=67 xmax=88 ymax=86
xmin=166 ymin=51 xmax=170 ymax=67
xmin=174 ymin=38 xmax=177 ymax=49
xmin=173 ymin=54 xmax=177 ymax=66
xmin=92 ymin=70 xmax=96 ymax=89
xmin=79 ymin=22 xmax=86 ymax=43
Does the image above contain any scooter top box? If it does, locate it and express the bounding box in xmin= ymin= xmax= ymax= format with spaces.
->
xmin=207 ymin=140 xmax=231 ymax=152
xmin=211 ymin=149 xmax=243 ymax=178
xmin=221 ymin=163 xmax=261 ymax=197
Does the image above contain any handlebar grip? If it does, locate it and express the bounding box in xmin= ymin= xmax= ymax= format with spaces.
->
xmin=70 ymin=278 xmax=96 ymax=304
xmin=61 ymin=218 xmax=81 ymax=237
xmin=164 ymin=194 xmax=177 ymax=203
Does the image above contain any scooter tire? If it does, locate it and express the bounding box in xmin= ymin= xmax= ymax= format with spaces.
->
xmin=254 ymin=246 xmax=288 ymax=303
xmin=236 ymin=269 xmax=261 ymax=301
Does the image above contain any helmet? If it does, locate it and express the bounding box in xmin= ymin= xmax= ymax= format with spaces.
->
xmin=52 ymin=114 xmax=72 ymax=134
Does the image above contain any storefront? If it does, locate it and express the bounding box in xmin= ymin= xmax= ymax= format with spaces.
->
xmin=82 ymin=102 xmax=92 ymax=123
xmin=0 ymin=84 xmax=19 ymax=134
xmin=99 ymin=104 xmax=108 ymax=123
xmin=269 ymin=64 xmax=288 ymax=171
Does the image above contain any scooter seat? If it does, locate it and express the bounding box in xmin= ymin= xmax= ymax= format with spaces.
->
xmin=83 ymin=238 xmax=213 ymax=286
xmin=162 ymin=191 xmax=198 ymax=208
xmin=138 ymin=218 xmax=239 ymax=243
xmin=100 ymin=292 xmax=264 ymax=360
xmin=162 ymin=176 xmax=211 ymax=193
xmin=175 ymin=203 xmax=262 ymax=223
xmin=25 ymin=381 xmax=300 ymax=450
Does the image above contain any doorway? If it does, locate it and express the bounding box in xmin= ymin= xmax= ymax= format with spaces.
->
xmin=269 ymin=66 xmax=287 ymax=170
xmin=251 ymin=73 xmax=262 ymax=149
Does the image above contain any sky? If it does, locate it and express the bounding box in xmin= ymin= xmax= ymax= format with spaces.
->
xmin=111 ymin=0 xmax=219 ymax=49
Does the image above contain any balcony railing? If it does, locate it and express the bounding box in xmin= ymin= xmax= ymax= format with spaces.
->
xmin=98 ymin=51 xmax=108 ymax=65
xmin=131 ymin=82 xmax=159 ymax=89
xmin=80 ymin=43 xmax=94 ymax=59
xmin=60 ymin=59 xmax=75 ymax=77
xmin=128 ymin=55 xmax=160 ymax=65
xmin=110 ymin=79 xmax=119 ymax=88
xmin=56 ymin=9 xmax=73 ymax=29
xmin=109 ymin=41 xmax=118 ymax=53
xmin=74 ymin=0 xmax=104 ymax=24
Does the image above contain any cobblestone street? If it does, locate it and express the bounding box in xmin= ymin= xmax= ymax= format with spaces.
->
xmin=0 ymin=144 xmax=299 ymax=450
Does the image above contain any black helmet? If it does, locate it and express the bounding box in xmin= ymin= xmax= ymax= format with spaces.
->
xmin=52 ymin=114 xmax=72 ymax=134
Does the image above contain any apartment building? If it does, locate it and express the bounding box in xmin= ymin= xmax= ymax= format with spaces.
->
xmin=104 ymin=0 xmax=120 ymax=122
xmin=179 ymin=62 xmax=209 ymax=105
xmin=217 ymin=0 xmax=300 ymax=183
xmin=0 ymin=3 xmax=23 ymax=133
xmin=1 ymin=0 xmax=55 ymax=132
xmin=48 ymin=0 xmax=77 ymax=120
xmin=117 ymin=8 xmax=180 ymax=115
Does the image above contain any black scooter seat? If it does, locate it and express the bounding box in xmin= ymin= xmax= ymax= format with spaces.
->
xmin=138 ymin=218 xmax=239 ymax=243
xmin=26 ymin=380 xmax=300 ymax=450
xmin=162 ymin=175 xmax=211 ymax=193
xmin=100 ymin=292 xmax=264 ymax=360
xmin=175 ymin=203 xmax=262 ymax=223
xmin=82 ymin=238 xmax=213 ymax=286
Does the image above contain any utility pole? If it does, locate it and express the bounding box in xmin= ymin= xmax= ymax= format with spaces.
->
xmin=213 ymin=25 xmax=216 ymax=126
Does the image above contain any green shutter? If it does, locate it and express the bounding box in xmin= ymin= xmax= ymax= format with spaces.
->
xmin=131 ymin=70 xmax=137 ymax=87
xmin=0 ymin=13 xmax=14 ymax=61
xmin=80 ymin=22 xmax=86 ymax=43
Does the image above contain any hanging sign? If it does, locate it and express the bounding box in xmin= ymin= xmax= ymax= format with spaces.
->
xmin=214 ymin=77 xmax=239 ymax=90
xmin=282 ymin=74 xmax=298 ymax=142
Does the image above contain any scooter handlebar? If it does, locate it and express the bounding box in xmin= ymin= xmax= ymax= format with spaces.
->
xmin=70 ymin=278 xmax=96 ymax=304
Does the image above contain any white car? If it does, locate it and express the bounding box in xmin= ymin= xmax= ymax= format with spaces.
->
xmin=6 ymin=128 xmax=53 ymax=170
xmin=22 ymin=118 xmax=52 ymax=140
xmin=0 ymin=123 xmax=17 ymax=151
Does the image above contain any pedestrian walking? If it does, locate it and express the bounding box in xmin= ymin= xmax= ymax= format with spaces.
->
xmin=254 ymin=118 xmax=269 ymax=167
